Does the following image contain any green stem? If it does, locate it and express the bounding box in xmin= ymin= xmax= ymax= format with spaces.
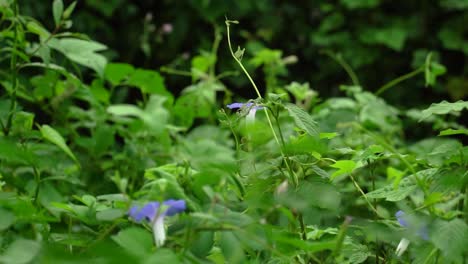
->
xmin=4 ymin=0 xmax=20 ymax=136
xmin=321 ymin=50 xmax=360 ymax=86
xmin=332 ymin=216 xmax=352 ymax=257
xmin=225 ymin=19 xmax=298 ymax=186
xmin=349 ymin=173 xmax=383 ymax=218
xmin=375 ymin=66 xmax=424 ymax=96
xmin=159 ymin=66 xmax=193 ymax=77
xmin=210 ymin=26 xmax=222 ymax=77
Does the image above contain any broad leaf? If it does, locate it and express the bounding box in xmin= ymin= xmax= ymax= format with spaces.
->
xmin=285 ymin=103 xmax=318 ymax=136
xmin=48 ymin=38 xmax=108 ymax=77
xmin=40 ymin=125 xmax=78 ymax=164
xmin=419 ymin=100 xmax=468 ymax=121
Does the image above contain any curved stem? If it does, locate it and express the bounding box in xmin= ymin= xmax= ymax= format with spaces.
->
xmin=375 ymin=67 xmax=424 ymax=96
xmin=321 ymin=50 xmax=360 ymax=86
xmin=225 ymin=19 xmax=298 ymax=186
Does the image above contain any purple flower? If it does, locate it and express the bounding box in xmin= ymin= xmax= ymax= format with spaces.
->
xmin=128 ymin=199 xmax=186 ymax=246
xmin=396 ymin=210 xmax=408 ymax=227
xmin=395 ymin=210 xmax=429 ymax=256
xmin=227 ymin=102 xmax=264 ymax=123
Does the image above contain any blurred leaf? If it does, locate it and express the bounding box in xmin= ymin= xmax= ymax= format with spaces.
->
xmin=26 ymin=21 xmax=50 ymax=39
xmin=0 ymin=208 xmax=15 ymax=231
xmin=112 ymin=227 xmax=153 ymax=257
xmin=419 ymin=100 xmax=468 ymax=121
xmin=62 ymin=1 xmax=77 ymax=19
xmin=430 ymin=219 xmax=468 ymax=261
xmin=144 ymin=249 xmax=180 ymax=264
xmin=425 ymin=53 xmax=447 ymax=87
xmin=341 ymin=0 xmax=379 ymax=9
xmin=104 ymin=63 xmax=135 ymax=86
xmin=127 ymin=69 xmax=166 ymax=94
xmin=219 ymin=231 xmax=245 ymax=264
xmin=40 ymin=125 xmax=78 ymax=164
xmin=0 ymin=239 xmax=41 ymax=264
xmin=96 ymin=208 xmax=125 ymax=221
xmin=48 ymin=38 xmax=108 ymax=77
xmin=190 ymin=231 xmax=214 ymax=258
xmin=52 ymin=0 xmax=63 ymax=26
xmin=438 ymin=128 xmax=468 ymax=136
xmin=330 ymin=160 xmax=356 ymax=180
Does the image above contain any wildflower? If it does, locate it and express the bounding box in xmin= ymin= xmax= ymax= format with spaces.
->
xmin=395 ymin=210 xmax=429 ymax=257
xmin=227 ymin=102 xmax=264 ymax=123
xmin=128 ymin=199 xmax=186 ymax=247
xmin=161 ymin=23 xmax=173 ymax=34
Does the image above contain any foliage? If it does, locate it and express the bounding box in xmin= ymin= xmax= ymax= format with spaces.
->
xmin=1 ymin=1 xmax=468 ymax=264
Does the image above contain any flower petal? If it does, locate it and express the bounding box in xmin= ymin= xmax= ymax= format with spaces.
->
xmin=128 ymin=202 xmax=160 ymax=222
xmin=396 ymin=238 xmax=410 ymax=257
xmin=163 ymin=199 xmax=186 ymax=216
xmin=152 ymin=215 xmax=166 ymax=247
xmin=395 ymin=210 xmax=408 ymax=227
xmin=227 ymin=102 xmax=249 ymax=109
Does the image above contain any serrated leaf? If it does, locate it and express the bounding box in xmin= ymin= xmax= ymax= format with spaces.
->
xmin=330 ymin=160 xmax=356 ymax=180
xmin=285 ymin=103 xmax=318 ymax=136
xmin=40 ymin=125 xmax=78 ymax=164
xmin=366 ymin=185 xmax=417 ymax=201
xmin=366 ymin=169 xmax=437 ymax=201
xmin=419 ymin=100 xmax=468 ymax=121
xmin=52 ymin=0 xmax=63 ymax=27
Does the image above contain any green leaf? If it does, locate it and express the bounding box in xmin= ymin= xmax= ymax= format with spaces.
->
xmin=48 ymin=38 xmax=108 ymax=77
xmin=144 ymin=249 xmax=180 ymax=264
xmin=438 ymin=128 xmax=468 ymax=136
xmin=330 ymin=160 xmax=356 ymax=180
xmin=62 ymin=1 xmax=77 ymax=19
xmin=40 ymin=125 xmax=78 ymax=164
xmin=341 ymin=0 xmax=380 ymax=9
xmin=52 ymin=0 xmax=64 ymax=27
xmin=190 ymin=231 xmax=214 ymax=258
xmin=285 ymin=103 xmax=319 ymax=136
xmin=425 ymin=53 xmax=447 ymax=87
xmin=0 ymin=239 xmax=41 ymax=264
xmin=419 ymin=100 xmax=468 ymax=121
xmin=26 ymin=21 xmax=51 ymax=39
xmin=0 ymin=137 xmax=35 ymax=164
xmin=219 ymin=231 xmax=245 ymax=264
xmin=112 ymin=227 xmax=153 ymax=257
xmin=96 ymin=208 xmax=125 ymax=221
xmin=366 ymin=184 xmax=417 ymax=201
xmin=234 ymin=46 xmax=245 ymax=61
xmin=127 ymin=69 xmax=166 ymax=94
xmin=0 ymin=208 xmax=15 ymax=231
xmin=366 ymin=169 xmax=438 ymax=201
xmin=431 ymin=219 xmax=468 ymax=261
xmin=104 ymin=63 xmax=135 ymax=86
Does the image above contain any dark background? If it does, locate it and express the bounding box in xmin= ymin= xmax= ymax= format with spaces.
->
xmin=21 ymin=0 xmax=468 ymax=107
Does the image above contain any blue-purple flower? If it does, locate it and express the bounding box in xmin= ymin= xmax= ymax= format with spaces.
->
xmin=128 ymin=199 xmax=186 ymax=246
xmin=395 ymin=210 xmax=429 ymax=256
xmin=227 ymin=102 xmax=264 ymax=123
